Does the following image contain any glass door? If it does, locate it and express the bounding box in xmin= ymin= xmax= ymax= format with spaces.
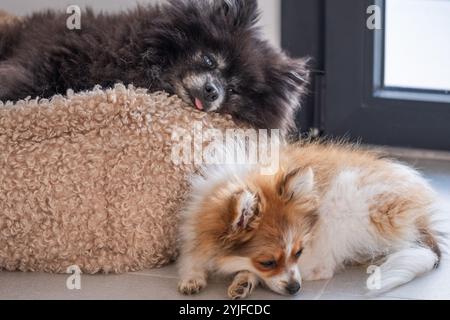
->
xmin=323 ymin=0 xmax=450 ymax=150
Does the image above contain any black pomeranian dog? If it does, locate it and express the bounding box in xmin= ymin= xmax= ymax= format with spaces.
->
xmin=0 ymin=0 xmax=309 ymax=131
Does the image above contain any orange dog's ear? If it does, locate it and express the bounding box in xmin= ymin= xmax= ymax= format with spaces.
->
xmin=281 ymin=168 xmax=319 ymax=240
xmin=221 ymin=188 xmax=261 ymax=246
xmin=279 ymin=167 xmax=315 ymax=201
xmin=231 ymin=189 xmax=260 ymax=231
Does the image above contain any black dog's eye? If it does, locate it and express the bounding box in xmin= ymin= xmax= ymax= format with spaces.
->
xmin=228 ymin=87 xmax=238 ymax=95
xmin=202 ymin=54 xmax=215 ymax=68
xmin=295 ymin=249 xmax=303 ymax=258
xmin=259 ymin=260 xmax=277 ymax=269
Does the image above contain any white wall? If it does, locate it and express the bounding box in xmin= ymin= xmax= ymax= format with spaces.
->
xmin=0 ymin=0 xmax=281 ymax=46
xmin=257 ymin=0 xmax=281 ymax=47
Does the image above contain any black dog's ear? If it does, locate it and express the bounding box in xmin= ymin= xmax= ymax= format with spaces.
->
xmin=279 ymin=167 xmax=315 ymax=201
xmin=264 ymin=56 xmax=310 ymax=133
xmin=281 ymin=56 xmax=311 ymax=93
xmin=217 ymin=0 xmax=260 ymax=28
xmin=280 ymin=56 xmax=311 ymax=121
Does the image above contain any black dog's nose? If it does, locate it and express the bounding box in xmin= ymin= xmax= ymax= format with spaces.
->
xmin=285 ymin=281 xmax=301 ymax=295
xmin=203 ymin=83 xmax=219 ymax=102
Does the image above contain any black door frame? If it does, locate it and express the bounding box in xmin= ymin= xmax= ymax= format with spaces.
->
xmin=282 ymin=0 xmax=450 ymax=150
xmin=281 ymin=0 xmax=326 ymax=135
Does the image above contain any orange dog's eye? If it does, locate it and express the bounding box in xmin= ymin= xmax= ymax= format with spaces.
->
xmin=259 ymin=260 xmax=277 ymax=269
xmin=295 ymin=249 xmax=303 ymax=258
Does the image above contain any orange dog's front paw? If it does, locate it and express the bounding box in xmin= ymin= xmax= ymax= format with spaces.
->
xmin=178 ymin=278 xmax=207 ymax=295
xmin=227 ymin=271 xmax=258 ymax=300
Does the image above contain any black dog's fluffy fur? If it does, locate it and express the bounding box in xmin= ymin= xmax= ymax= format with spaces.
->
xmin=0 ymin=0 xmax=309 ymax=131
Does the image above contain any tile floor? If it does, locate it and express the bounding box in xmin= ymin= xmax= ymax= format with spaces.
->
xmin=1 ymin=151 xmax=449 ymax=300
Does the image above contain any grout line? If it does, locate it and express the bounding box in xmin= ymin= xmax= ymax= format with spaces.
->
xmin=128 ymin=272 xmax=235 ymax=285
xmin=313 ymin=279 xmax=332 ymax=300
xmin=128 ymin=272 xmax=178 ymax=280
xmin=364 ymin=144 xmax=450 ymax=162
xmin=380 ymin=294 xmax=423 ymax=300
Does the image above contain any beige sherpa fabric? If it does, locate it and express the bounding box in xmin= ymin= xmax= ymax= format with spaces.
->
xmin=0 ymin=84 xmax=243 ymax=273
xmin=0 ymin=10 xmax=21 ymax=26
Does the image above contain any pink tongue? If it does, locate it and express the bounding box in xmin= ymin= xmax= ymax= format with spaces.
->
xmin=194 ymin=98 xmax=204 ymax=110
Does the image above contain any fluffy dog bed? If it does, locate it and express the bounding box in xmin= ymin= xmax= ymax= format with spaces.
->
xmin=0 ymin=10 xmax=21 ymax=26
xmin=0 ymin=84 xmax=243 ymax=273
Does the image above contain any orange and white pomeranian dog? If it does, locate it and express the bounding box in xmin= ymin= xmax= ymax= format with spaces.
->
xmin=178 ymin=142 xmax=445 ymax=299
